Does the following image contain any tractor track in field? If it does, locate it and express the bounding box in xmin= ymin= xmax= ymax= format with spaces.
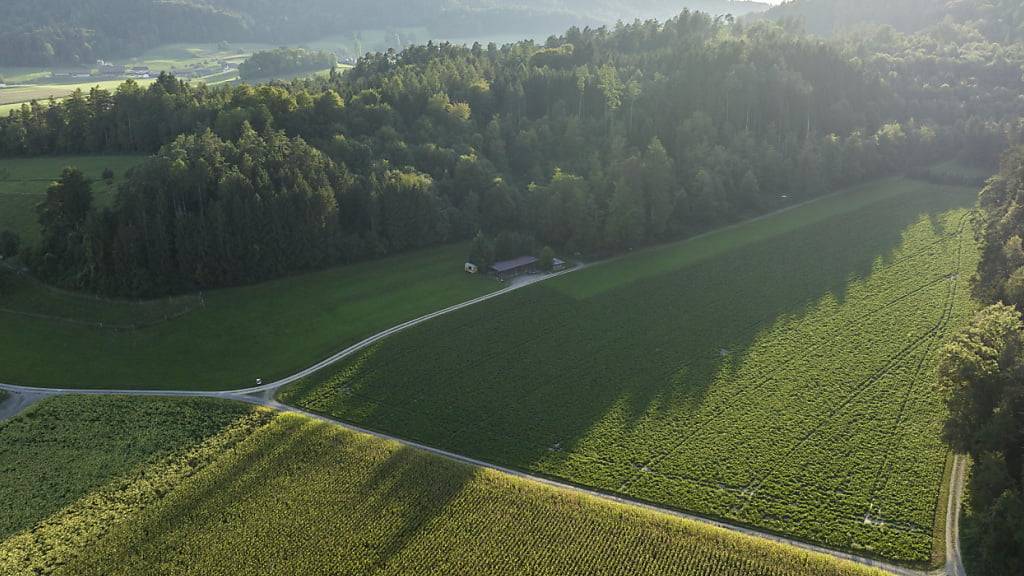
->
xmin=0 ymin=202 xmax=971 ymax=576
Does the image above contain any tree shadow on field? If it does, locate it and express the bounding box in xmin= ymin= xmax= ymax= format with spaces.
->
xmin=0 ymin=396 xmax=254 ymax=542
xmin=356 ymin=447 xmax=474 ymax=572
xmin=285 ymin=181 xmax=976 ymax=491
xmin=53 ymin=413 xmax=308 ymax=572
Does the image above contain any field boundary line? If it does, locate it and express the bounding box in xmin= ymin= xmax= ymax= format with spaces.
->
xmin=0 ymin=179 xmax=971 ymax=575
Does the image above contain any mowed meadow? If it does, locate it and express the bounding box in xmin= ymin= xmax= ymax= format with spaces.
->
xmin=0 ymin=242 xmax=495 ymax=390
xmin=281 ymin=177 xmax=980 ymax=564
xmin=0 ymin=396 xmax=887 ymax=576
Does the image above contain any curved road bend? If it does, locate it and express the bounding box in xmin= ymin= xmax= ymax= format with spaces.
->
xmin=0 ymin=262 xmax=967 ymax=575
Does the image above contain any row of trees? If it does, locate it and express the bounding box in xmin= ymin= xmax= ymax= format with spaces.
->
xmin=940 ymin=148 xmax=1024 ymax=575
xmin=239 ymin=48 xmax=338 ymax=81
xmin=3 ymin=14 xmax=1021 ymax=296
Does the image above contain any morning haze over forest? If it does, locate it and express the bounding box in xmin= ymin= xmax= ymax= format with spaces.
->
xmin=0 ymin=1 xmax=1022 ymax=575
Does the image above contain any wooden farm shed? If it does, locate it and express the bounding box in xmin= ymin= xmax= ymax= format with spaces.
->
xmin=489 ymin=256 xmax=538 ymax=280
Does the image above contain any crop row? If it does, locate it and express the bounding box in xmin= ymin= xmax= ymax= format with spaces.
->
xmin=0 ymin=399 xmax=887 ymax=576
xmin=280 ymin=179 xmax=979 ymax=563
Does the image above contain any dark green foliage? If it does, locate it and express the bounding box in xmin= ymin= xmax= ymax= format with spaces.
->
xmin=1 ymin=14 xmax=1018 ymax=296
xmin=31 ymin=168 xmax=93 ymax=285
xmin=953 ymin=148 xmax=1024 ymax=574
xmin=29 ymin=127 xmax=359 ymax=296
xmin=974 ymin=148 xmax=1024 ymax=306
xmin=0 ymin=230 xmax=20 ymax=259
xmin=938 ymin=304 xmax=1024 ymax=575
xmin=239 ymin=48 xmax=337 ymax=81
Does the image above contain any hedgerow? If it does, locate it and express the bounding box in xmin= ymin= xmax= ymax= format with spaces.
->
xmin=281 ymin=178 xmax=981 ymax=563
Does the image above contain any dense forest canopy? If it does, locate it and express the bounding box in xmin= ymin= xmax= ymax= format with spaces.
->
xmin=0 ymin=0 xmax=768 ymax=66
xmin=753 ymin=0 xmax=1024 ymax=41
xmin=3 ymin=10 xmax=1020 ymax=297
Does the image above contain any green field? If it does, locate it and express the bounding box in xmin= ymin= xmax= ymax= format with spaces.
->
xmin=280 ymin=177 xmax=980 ymax=564
xmin=0 ymin=79 xmax=157 ymax=107
xmin=0 ymin=395 xmax=886 ymax=576
xmin=0 ymin=240 xmax=495 ymax=390
xmin=0 ymin=155 xmax=143 ymax=244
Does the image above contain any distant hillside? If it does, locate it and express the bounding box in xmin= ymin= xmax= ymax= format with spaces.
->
xmin=751 ymin=0 xmax=1023 ymax=41
xmin=0 ymin=1 xmax=769 ymax=66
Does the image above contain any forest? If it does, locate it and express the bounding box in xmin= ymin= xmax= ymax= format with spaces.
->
xmin=930 ymin=147 xmax=1024 ymax=574
xmin=1 ymin=10 xmax=1022 ymax=296
xmin=239 ymin=48 xmax=338 ymax=80
xmin=0 ymin=0 xmax=767 ymax=66
xmin=751 ymin=0 xmax=1023 ymax=41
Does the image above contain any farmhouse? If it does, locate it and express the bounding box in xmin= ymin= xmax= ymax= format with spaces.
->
xmin=490 ymin=256 xmax=538 ymax=280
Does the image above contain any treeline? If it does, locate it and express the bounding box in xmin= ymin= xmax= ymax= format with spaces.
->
xmin=2 ymin=14 xmax=1019 ymax=296
xmin=940 ymin=148 xmax=1024 ymax=575
xmin=752 ymin=0 xmax=1024 ymax=43
xmin=239 ymin=48 xmax=337 ymax=81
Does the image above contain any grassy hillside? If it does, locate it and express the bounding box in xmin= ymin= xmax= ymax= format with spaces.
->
xmin=0 ymin=156 xmax=143 ymax=244
xmin=281 ymin=177 xmax=980 ymax=563
xmin=0 ymin=240 xmax=495 ymax=390
xmin=0 ymin=395 xmax=884 ymax=576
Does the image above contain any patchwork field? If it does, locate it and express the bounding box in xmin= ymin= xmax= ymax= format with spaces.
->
xmin=280 ymin=177 xmax=980 ymax=564
xmin=0 ymin=79 xmax=158 ymax=113
xmin=0 ymin=395 xmax=886 ymax=576
xmin=0 ymin=240 xmax=494 ymax=390
xmin=0 ymin=155 xmax=143 ymax=244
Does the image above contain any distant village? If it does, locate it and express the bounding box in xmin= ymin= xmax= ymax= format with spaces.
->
xmin=50 ymin=59 xmax=241 ymax=82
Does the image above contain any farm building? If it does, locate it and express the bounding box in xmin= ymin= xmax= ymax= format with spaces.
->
xmin=490 ymin=256 xmax=538 ymax=280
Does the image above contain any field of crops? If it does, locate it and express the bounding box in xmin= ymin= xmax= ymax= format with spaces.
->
xmin=280 ymin=177 xmax=980 ymax=564
xmin=0 ymin=396 xmax=886 ymax=576
xmin=0 ymin=155 xmax=142 ymax=244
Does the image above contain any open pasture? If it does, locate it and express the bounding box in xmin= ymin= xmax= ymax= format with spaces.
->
xmin=0 ymin=241 xmax=495 ymax=391
xmin=0 ymin=395 xmax=886 ymax=576
xmin=280 ymin=177 xmax=981 ymax=564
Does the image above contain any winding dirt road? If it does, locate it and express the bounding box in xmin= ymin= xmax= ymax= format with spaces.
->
xmin=0 ymin=261 xmax=968 ymax=576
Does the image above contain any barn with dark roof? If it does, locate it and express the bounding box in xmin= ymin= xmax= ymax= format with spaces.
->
xmin=489 ymin=256 xmax=538 ymax=280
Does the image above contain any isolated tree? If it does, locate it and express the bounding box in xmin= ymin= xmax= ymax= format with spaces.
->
xmin=538 ymin=245 xmax=555 ymax=271
xmin=469 ymin=231 xmax=494 ymax=266
xmin=33 ymin=167 xmax=93 ymax=284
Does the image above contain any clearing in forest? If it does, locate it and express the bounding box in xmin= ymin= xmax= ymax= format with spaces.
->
xmin=281 ymin=177 xmax=980 ymax=564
